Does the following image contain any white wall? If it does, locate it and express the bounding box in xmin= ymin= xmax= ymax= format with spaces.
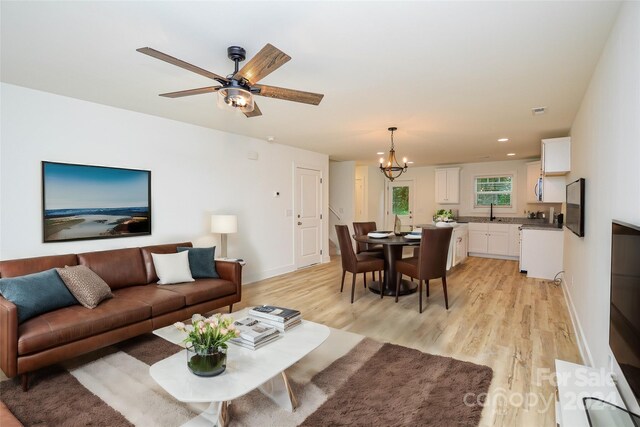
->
xmin=562 ymin=1 xmax=640 ymax=409
xmin=0 ymin=83 xmax=329 ymax=284
xmin=328 ymin=160 xmax=355 ymax=252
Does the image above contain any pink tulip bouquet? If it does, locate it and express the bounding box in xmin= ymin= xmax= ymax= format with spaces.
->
xmin=174 ymin=313 xmax=239 ymax=354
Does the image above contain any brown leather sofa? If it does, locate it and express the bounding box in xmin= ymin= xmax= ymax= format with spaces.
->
xmin=0 ymin=242 xmax=242 ymax=389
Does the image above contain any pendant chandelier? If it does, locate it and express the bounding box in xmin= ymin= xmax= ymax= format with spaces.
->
xmin=379 ymin=127 xmax=408 ymax=181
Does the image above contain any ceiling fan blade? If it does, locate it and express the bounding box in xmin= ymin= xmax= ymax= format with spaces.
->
xmin=233 ymin=44 xmax=291 ymax=85
xmin=253 ymin=84 xmax=324 ymax=105
xmin=137 ymin=47 xmax=228 ymax=83
xmin=159 ymin=86 xmax=221 ymax=98
xmin=244 ymin=102 xmax=262 ymax=118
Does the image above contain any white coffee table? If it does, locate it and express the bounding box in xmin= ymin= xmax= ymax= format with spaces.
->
xmin=150 ymin=316 xmax=330 ymax=426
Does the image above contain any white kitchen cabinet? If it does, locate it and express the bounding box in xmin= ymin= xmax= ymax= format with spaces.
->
xmin=445 ymin=224 xmax=468 ymax=270
xmin=542 ymin=137 xmax=571 ymax=176
xmin=520 ymin=228 xmax=564 ymax=280
xmin=468 ymin=223 xmax=488 ymax=253
xmin=435 ymin=167 xmax=460 ymax=204
xmin=508 ymin=224 xmax=522 ymax=257
xmin=526 ymin=160 xmax=566 ymax=203
xmin=468 ymin=223 xmax=515 ymax=258
xmin=452 ymin=225 xmax=468 ymax=266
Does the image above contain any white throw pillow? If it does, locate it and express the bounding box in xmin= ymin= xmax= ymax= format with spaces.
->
xmin=151 ymin=251 xmax=195 ymax=285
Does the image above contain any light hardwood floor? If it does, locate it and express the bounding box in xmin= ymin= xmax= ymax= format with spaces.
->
xmin=229 ymin=255 xmax=582 ymax=427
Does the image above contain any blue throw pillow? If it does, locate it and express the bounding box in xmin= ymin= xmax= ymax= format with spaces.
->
xmin=177 ymin=247 xmax=219 ymax=279
xmin=0 ymin=268 xmax=78 ymax=323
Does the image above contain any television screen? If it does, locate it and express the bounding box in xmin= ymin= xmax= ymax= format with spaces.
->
xmin=610 ymin=221 xmax=640 ymax=403
xmin=566 ymin=178 xmax=585 ymax=237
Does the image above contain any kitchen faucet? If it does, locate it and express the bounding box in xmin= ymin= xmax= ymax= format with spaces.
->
xmin=490 ymin=203 xmax=496 ymax=222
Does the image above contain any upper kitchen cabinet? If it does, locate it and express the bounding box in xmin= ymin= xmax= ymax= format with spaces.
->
xmin=542 ymin=137 xmax=571 ymax=175
xmin=435 ymin=167 xmax=460 ymax=204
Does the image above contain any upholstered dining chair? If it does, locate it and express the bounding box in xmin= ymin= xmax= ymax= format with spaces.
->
xmin=394 ymin=227 xmax=453 ymax=312
xmin=352 ymin=222 xmax=384 ymax=257
xmin=335 ymin=225 xmax=384 ymax=303
xmin=352 ymin=221 xmax=384 ymax=281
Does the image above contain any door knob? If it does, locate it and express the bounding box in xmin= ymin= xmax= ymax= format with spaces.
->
xmin=297 ymin=221 xmax=302 ymax=225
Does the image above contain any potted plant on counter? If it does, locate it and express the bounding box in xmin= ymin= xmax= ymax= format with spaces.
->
xmin=433 ymin=209 xmax=454 ymax=222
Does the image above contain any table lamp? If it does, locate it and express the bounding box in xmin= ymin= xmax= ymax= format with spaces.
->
xmin=211 ymin=214 xmax=237 ymax=258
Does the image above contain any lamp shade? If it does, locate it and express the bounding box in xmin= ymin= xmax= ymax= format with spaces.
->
xmin=211 ymin=215 xmax=237 ymax=234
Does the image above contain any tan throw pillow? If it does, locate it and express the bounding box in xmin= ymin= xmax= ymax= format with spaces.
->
xmin=56 ymin=265 xmax=113 ymax=309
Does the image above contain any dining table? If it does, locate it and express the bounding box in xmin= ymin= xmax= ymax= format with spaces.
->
xmin=353 ymin=233 xmax=422 ymax=296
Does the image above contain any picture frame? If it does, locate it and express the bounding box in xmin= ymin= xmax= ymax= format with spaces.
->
xmin=42 ymin=161 xmax=151 ymax=242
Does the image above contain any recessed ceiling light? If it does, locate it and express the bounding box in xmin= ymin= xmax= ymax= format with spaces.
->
xmin=407 ymin=161 xmax=414 ymax=164
xmin=376 ymin=152 xmax=384 ymax=155
xmin=507 ymin=153 xmax=516 ymax=156
xmin=266 ymin=136 xmax=275 ymax=142
xmin=498 ymin=138 xmax=509 ymax=142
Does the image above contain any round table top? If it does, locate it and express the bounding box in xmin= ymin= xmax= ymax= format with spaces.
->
xmin=353 ymin=234 xmax=421 ymax=246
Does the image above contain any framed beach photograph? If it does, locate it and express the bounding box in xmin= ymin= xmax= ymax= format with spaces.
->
xmin=42 ymin=161 xmax=151 ymax=242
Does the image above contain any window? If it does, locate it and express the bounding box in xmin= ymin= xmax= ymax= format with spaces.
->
xmin=475 ymin=175 xmax=513 ymax=207
xmin=392 ymin=186 xmax=410 ymax=215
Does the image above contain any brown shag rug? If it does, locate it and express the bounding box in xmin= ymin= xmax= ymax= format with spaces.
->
xmin=1 ymin=332 xmax=492 ymax=426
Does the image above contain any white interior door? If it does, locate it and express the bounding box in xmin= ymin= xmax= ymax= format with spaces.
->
xmin=386 ymin=180 xmax=414 ymax=231
xmin=355 ymin=177 xmax=365 ymax=221
xmin=295 ymin=167 xmax=323 ymax=268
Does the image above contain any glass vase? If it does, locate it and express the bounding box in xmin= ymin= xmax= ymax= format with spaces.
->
xmin=186 ymin=345 xmax=227 ymax=377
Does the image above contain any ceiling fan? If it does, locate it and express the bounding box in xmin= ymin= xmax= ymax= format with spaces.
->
xmin=137 ymin=44 xmax=324 ymax=118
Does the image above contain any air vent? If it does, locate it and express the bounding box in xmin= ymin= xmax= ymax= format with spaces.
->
xmin=532 ymin=106 xmax=547 ymax=115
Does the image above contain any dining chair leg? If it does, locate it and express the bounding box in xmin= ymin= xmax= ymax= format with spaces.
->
xmin=442 ymin=275 xmax=449 ymax=310
xmin=419 ymin=280 xmax=423 ymax=313
xmin=340 ymin=270 xmax=346 ymax=292
xmin=351 ymin=273 xmax=356 ymax=304
xmin=371 ymin=271 xmax=375 ymax=282
xmin=363 ymin=272 xmax=367 ymax=289
xmin=395 ymin=273 xmax=401 ymax=303
xmin=426 ymin=279 xmax=430 ymax=297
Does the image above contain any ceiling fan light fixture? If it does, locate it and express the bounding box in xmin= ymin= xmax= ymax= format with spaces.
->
xmin=217 ymin=87 xmax=254 ymax=113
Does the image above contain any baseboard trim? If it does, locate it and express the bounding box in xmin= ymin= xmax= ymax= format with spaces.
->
xmin=468 ymin=253 xmax=519 ymax=261
xmin=242 ymin=264 xmax=296 ymax=285
xmin=560 ymin=278 xmax=594 ymax=367
xmin=242 ymin=258 xmax=332 ymax=285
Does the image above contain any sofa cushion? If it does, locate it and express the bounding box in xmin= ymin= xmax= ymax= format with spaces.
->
xmin=56 ymin=265 xmax=113 ymax=309
xmin=159 ymin=278 xmax=236 ymax=305
xmin=17 ymin=296 xmax=151 ymax=355
xmin=113 ymin=285 xmax=185 ymax=316
xmin=151 ymin=251 xmax=194 ymax=285
xmin=0 ymin=254 xmax=78 ymax=278
xmin=0 ymin=269 xmax=78 ymax=324
xmin=140 ymin=242 xmax=192 ymax=284
xmin=177 ymin=246 xmax=219 ymax=279
xmin=78 ymin=248 xmax=147 ymax=290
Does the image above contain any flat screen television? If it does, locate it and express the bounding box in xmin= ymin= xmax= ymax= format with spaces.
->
xmin=610 ymin=220 xmax=640 ymax=404
xmin=566 ymin=178 xmax=585 ymax=237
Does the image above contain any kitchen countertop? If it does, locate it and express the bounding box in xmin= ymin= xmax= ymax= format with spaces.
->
xmin=456 ymin=216 xmax=549 ymax=225
xmin=519 ymin=224 xmax=564 ymax=231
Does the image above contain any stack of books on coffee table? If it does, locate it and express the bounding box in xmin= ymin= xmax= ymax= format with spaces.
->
xmin=230 ymin=317 xmax=281 ymax=350
xmin=248 ymin=305 xmax=302 ymax=332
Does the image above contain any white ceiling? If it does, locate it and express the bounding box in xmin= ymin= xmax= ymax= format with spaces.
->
xmin=0 ymin=1 xmax=620 ymax=166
